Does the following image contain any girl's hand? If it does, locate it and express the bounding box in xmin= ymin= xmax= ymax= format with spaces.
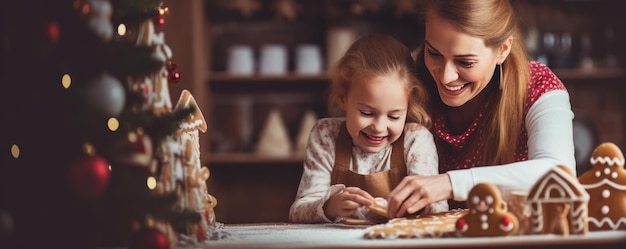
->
xmin=387 ymin=174 xmax=453 ymax=218
xmin=323 ymin=187 xmax=375 ymax=220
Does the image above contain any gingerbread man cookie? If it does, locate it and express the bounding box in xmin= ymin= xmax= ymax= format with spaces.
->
xmin=455 ymin=182 xmax=518 ymax=236
xmin=579 ymin=142 xmax=626 ymax=231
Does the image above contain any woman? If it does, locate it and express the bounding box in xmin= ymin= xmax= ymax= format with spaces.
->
xmin=387 ymin=0 xmax=575 ymax=217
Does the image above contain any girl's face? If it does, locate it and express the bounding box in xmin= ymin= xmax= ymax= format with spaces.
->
xmin=340 ymin=74 xmax=408 ymax=153
xmin=423 ymin=14 xmax=503 ymax=107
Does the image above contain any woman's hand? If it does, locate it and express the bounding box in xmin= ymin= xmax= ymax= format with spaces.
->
xmin=387 ymin=174 xmax=453 ymax=218
xmin=323 ymin=187 xmax=375 ymax=220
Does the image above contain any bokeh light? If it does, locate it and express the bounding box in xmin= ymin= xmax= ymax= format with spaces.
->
xmin=147 ymin=176 xmax=157 ymax=190
xmin=81 ymin=3 xmax=91 ymax=15
xmin=83 ymin=143 xmax=95 ymax=156
xmin=158 ymin=7 xmax=168 ymax=15
xmin=10 ymin=144 xmax=20 ymax=159
xmin=108 ymin=117 xmax=119 ymax=131
xmin=61 ymin=74 xmax=71 ymax=89
xmin=128 ymin=131 xmax=137 ymax=143
xmin=117 ymin=24 xmax=126 ymax=36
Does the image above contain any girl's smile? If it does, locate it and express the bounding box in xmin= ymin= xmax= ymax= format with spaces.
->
xmin=361 ymin=131 xmax=387 ymax=145
xmin=341 ymin=74 xmax=408 ymax=153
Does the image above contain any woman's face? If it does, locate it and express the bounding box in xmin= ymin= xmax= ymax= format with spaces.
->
xmin=423 ymin=14 xmax=503 ymax=107
xmin=340 ymin=74 xmax=408 ymax=153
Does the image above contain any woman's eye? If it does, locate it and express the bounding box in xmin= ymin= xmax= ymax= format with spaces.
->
xmin=458 ymin=60 xmax=475 ymax=68
xmin=426 ymin=49 xmax=441 ymax=57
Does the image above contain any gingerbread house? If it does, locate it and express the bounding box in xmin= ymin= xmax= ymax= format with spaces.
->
xmin=578 ymin=142 xmax=626 ymax=231
xmin=526 ymin=165 xmax=589 ymax=235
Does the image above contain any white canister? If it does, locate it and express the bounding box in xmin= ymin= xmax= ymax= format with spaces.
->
xmin=326 ymin=27 xmax=358 ymax=72
xmin=259 ymin=44 xmax=288 ymax=75
xmin=227 ymin=45 xmax=255 ymax=75
xmin=295 ymin=44 xmax=322 ymax=75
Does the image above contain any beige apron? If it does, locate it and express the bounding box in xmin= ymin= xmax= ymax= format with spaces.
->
xmin=330 ymin=122 xmax=407 ymax=199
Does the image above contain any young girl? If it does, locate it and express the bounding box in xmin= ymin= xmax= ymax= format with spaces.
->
xmin=289 ymin=34 xmax=448 ymax=223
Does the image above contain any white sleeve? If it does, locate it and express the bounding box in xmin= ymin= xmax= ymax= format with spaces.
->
xmin=447 ymin=90 xmax=575 ymax=201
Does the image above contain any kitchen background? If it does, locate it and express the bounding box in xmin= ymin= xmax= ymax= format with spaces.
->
xmin=163 ymin=0 xmax=625 ymax=224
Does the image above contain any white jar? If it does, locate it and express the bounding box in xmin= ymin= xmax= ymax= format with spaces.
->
xmin=227 ymin=45 xmax=255 ymax=75
xmin=296 ymin=44 xmax=322 ymax=75
xmin=259 ymin=44 xmax=288 ymax=75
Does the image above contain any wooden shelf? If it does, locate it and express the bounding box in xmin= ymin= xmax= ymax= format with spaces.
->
xmin=207 ymin=72 xmax=330 ymax=82
xmin=207 ymin=68 xmax=626 ymax=82
xmin=554 ymin=68 xmax=625 ymax=80
xmin=205 ymin=152 xmax=304 ymax=164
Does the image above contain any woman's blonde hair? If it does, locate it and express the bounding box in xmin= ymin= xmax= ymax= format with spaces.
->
xmin=328 ymin=34 xmax=431 ymax=128
xmin=416 ymin=0 xmax=530 ymax=165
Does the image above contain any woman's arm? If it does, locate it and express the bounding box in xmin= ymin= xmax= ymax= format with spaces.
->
xmin=447 ymin=90 xmax=575 ymax=200
xmin=402 ymin=124 xmax=449 ymax=213
xmin=386 ymin=124 xmax=451 ymax=217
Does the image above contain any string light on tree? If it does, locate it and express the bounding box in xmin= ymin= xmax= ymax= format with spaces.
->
xmin=154 ymin=6 xmax=169 ymax=26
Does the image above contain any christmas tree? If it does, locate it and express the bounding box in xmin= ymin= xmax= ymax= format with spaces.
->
xmin=1 ymin=1 xmax=217 ymax=248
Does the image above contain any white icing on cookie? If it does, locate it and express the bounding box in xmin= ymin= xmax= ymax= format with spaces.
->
xmin=588 ymin=217 xmax=626 ymax=230
xmin=601 ymin=205 xmax=609 ymax=215
xmin=590 ymin=156 xmax=625 ymax=167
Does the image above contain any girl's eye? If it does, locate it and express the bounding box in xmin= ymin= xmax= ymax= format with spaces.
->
xmin=360 ymin=111 xmax=373 ymax=116
xmin=388 ymin=115 xmax=400 ymax=120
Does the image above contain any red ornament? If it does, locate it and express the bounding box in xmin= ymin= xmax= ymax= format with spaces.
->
xmin=129 ymin=228 xmax=170 ymax=249
xmin=456 ymin=218 xmax=467 ymax=231
xmin=67 ymin=155 xmax=110 ymax=198
xmin=46 ymin=21 xmax=60 ymax=44
xmin=111 ymin=132 xmax=154 ymax=168
xmin=167 ymin=61 xmax=180 ymax=84
xmin=167 ymin=71 xmax=180 ymax=84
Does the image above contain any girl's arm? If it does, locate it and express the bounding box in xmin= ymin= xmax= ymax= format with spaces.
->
xmin=447 ymin=90 xmax=575 ymax=200
xmin=289 ymin=118 xmax=344 ymax=223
